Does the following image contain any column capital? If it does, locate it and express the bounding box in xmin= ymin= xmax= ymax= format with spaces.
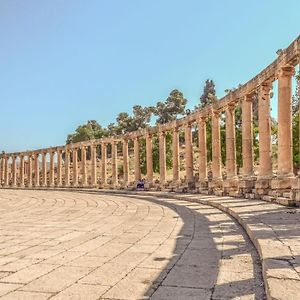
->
xmin=225 ymin=102 xmax=236 ymax=114
xmin=184 ymin=121 xmax=193 ymax=128
xmin=198 ymin=114 xmax=207 ymax=123
xmin=244 ymin=93 xmax=254 ymax=102
xmin=212 ymin=109 xmax=221 ymax=118
xmin=259 ymin=82 xmax=272 ymax=97
xmin=278 ymin=64 xmax=295 ymax=78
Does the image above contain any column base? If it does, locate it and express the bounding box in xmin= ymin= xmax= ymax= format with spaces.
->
xmin=208 ymin=179 xmax=223 ymax=196
xmin=255 ymin=176 xmax=273 ymax=196
xmin=291 ymin=177 xmax=300 ymax=206
xmin=238 ymin=176 xmax=256 ymax=196
xmin=196 ymin=180 xmax=208 ymax=193
xmin=223 ymin=177 xmax=239 ymax=196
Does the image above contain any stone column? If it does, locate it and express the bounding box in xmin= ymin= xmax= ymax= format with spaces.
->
xmin=122 ymin=140 xmax=129 ymax=187
xmin=34 ymin=153 xmax=40 ymax=187
xmin=172 ymin=125 xmax=180 ymax=184
xmin=57 ymin=150 xmax=62 ymax=187
xmin=64 ymin=148 xmax=70 ymax=187
xmin=81 ymin=146 xmax=87 ymax=187
xmin=145 ymin=132 xmax=153 ymax=185
xmin=258 ymin=83 xmax=273 ymax=178
xmin=277 ymin=65 xmax=295 ymax=177
xmin=27 ymin=154 xmax=32 ymax=187
xmin=111 ymin=141 xmax=118 ymax=187
xmin=225 ymin=104 xmax=237 ymax=178
xmin=49 ymin=151 xmax=55 ymax=187
xmin=134 ymin=137 xmax=141 ymax=182
xmin=0 ymin=155 xmax=4 ymax=186
xmin=242 ymin=94 xmax=254 ymax=177
xmin=72 ymin=148 xmax=78 ymax=187
xmin=41 ymin=152 xmax=47 ymax=187
xmin=198 ymin=116 xmax=207 ymax=181
xmin=211 ymin=111 xmax=222 ymax=179
xmin=158 ymin=130 xmax=166 ymax=186
xmin=101 ymin=143 xmax=107 ymax=186
xmin=19 ymin=154 xmax=24 ymax=187
xmin=12 ymin=155 xmax=17 ymax=187
xmin=184 ymin=122 xmax=194 ymax=183
xmin=91 ymin=144 xmax=97 ymax=187
xmin=3 ymin=155 xmax=9 ymax=186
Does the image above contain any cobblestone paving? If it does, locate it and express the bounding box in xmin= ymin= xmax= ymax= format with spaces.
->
xmin=0 ymin=190 xmax=265 ymax=299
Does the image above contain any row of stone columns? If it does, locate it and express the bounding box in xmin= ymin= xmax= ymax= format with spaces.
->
xmin=0 ymin=64 xmax=297 ymax=193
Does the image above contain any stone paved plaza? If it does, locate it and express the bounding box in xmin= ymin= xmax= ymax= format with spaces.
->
xmin=0 ymin=190 xmax=266 ymax=299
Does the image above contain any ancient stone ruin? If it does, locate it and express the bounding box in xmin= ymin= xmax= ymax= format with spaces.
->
xmin=1 ymin=36 xmax=300 ymax=206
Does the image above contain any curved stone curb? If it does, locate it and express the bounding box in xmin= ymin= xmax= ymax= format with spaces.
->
xmin=95 ymin=190 xmax=300 ymax=300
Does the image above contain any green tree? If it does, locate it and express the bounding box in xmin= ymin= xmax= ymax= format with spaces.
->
xmin=198 ymin=79 xmax=217 ymax=109
xmin=154 ymin=89 xmax=187 ymax=124
xmin=66 ymin=120 xmax=108 ymax=144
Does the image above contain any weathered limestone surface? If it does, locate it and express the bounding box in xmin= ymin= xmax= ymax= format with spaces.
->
xmin=0 ymin=189 xmax=265 ymax=300
xmin=1 ymin=36 xmax=300 ymax=203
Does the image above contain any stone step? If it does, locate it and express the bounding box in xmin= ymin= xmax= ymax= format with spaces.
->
xmin=268 ymin=190 xmax=277 ymax=197
xmin=275 ymin=197 xmax=296 ymax=207
xmin=262 ymin=195 xmax=275 ymax=202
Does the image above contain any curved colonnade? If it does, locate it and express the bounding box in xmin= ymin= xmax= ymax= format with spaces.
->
xmin=1 ymin=36 xmax=300 ymax=203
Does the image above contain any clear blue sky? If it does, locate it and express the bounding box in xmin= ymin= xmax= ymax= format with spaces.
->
xmin=0 ymin=0 xmax=299 ymax=153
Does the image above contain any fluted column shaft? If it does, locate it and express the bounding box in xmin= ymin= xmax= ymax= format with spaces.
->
xmin=146 ymin=133 xmax=153 ymax=184
xmin=81 ymin=146 xmax=87 ymax=186
xmin=64 ymin=149 xmax=70 ymax=186
xmin=0 ymin=156 xmax=4 ymax=186
xmin=91 ymin=144 xmax=97 ymax=187
xmin=3 ymin=156 xmax=9 ymax=186
xmin=258 ymin=83 xmax=273 ymax=178
xmin=242 ymin=95 xmax=254 ymax=177
xmin=212 ymin=111 xmax=222 ymax=179
xmin=72 ymin=148 xmax=78 ymax=186
xmin=49 ymin=151 xmax=55 ymax=187
xmin=159 ymin=131 xmax=166 ymax=185
xmin=184 ymin=123 xmax=194 ymax=183
xmin=134 ymin=137 xmax=141 ymax=182
xmin=172 ymin=127 xmax=180 ymax=183
xmin=34 ymin=153 xmax=40 ymax=187
xmin=27 ymin=155 xmax=32 ymax=187
xmin=20 ymin=155 xmax=24 ymax=187
xmin=57 ymin=150 xmax=62 ymax=186
xmin=12 ymin=156 xmax=17 ymax=187
xmin=198 ymin=117 xmax=207 ymax=180
xmin=41 ymin=152 xmax=47 ymax=186
xmin=112 ymin=142 xmax=118 ymax=186
xmin=277 ymin=65 xmax=295 ymax=177
xmin=101 ymin=143 xmax=107 ymax=185
xmin=225 ymin=105 xmax=237 ymax=178
xmin=122 ymin=140 xmax=129 ymax=186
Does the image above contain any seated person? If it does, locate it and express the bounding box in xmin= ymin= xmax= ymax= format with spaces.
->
xmin=137 ymin=179 xmax=144 ymax=189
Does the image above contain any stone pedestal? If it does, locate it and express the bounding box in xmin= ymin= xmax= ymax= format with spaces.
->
xmin=255 ymin=177 xmax=273 ymax=196
xmin=271 ymin=176 xmax=295 ymax=196
xmin=196 ymin=180 xmax=208 ymax=193
xmin=208 ymin=179 xmax=223 ymax=196
xmin=291 ymin=177 xmax=300 ymax=206
xmin=223 ymin=178 xmax=239 ymax=196
xmin=238 ymin=177 xmax=256 ymax=195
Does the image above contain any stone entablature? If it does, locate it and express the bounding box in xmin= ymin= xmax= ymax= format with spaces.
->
xmin=1 ymin=36 xmax=300 ymax=205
